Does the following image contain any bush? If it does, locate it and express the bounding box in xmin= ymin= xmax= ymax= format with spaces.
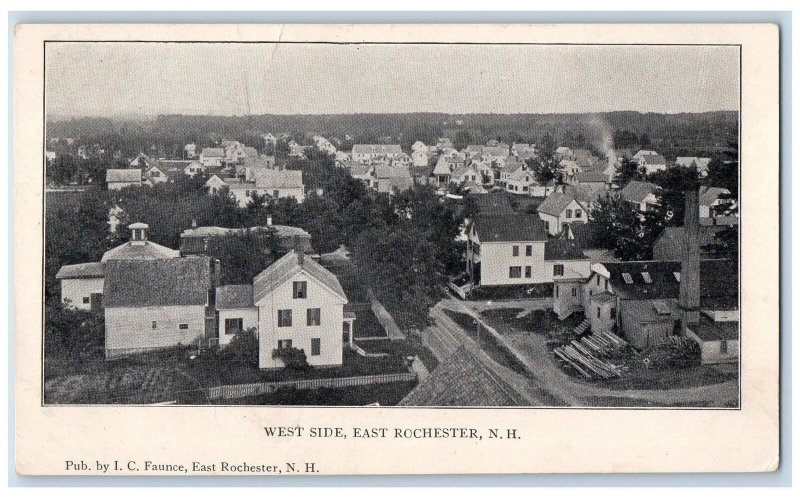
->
xmin=271 ymin=346 xmax=310 ymax=371
xmin=644 ymin=338 xmax=701 ymax=369
xmin=220 ymin=328 xmax=258 ymax=368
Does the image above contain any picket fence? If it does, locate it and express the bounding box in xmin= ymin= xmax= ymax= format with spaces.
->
xmin=206 ymin=372 xmax=417 ymax=400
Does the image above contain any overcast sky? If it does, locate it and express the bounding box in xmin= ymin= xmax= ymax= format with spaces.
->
xmin=45 ymin=42 xmax=740 ymax=118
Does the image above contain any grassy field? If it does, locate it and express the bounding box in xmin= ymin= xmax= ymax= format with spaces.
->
xmin=44 ymin=345 xmax=412 ymax=404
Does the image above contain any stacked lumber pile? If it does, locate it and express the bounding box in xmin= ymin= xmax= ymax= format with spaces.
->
xmin=553 ymin=331 xmax=630 ymax=380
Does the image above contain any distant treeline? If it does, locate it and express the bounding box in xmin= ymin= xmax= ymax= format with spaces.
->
xmin=46 ymin=111 xmax=738 ymax=159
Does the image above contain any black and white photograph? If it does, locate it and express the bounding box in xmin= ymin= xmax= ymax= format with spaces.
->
xmin=42 ymin=41 xmax=742 ymax=408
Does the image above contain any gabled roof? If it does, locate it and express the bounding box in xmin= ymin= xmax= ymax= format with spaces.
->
xmin=482 ymin=146 xmax=510 ymax=157
xmin=472 ymin=214 xmax=548 ymax=242
xmin=352 ymin=144 xmax=402 ymax=155
xmin=620 ymin=181 xmax=660 ymax=204
xmin=432 ymin=156 xmax=452 ymax=175
xmin=253 ymin=168 xmax=303 ymax=189
xmin=253 ymin=251 xmax=347 ymax=304
xmin=574 ymin=171 xmax=607 ymax=184
xmin=56 ymin=262 xmax=105 ymax=279
xmin=640 ymin=154 xmax=666 ymax=165
xmin=654 ymin=225 xmax=731 ymax=260
xmin=216 ymin=284 xmax=255 ymax=310
xmin=537 ymin=190 xmax=586 ymax=217
xmin=374 ymin=164 xmax=411 ymax=179
xmin=398 ymin=346 xmax=524 ymax=407
xmin=344 ymin=161 xmax=373 ymax=176
xmin=469 ymin=193 xmax=516 ymax=215
xmin=599 ymin=260 xmax=682 ymax=300
xmin=698 ymin=186 xmax=731 ymax=206
xmin=106 ymin=169 xmax=142 ymax=183
xmin=202 ymin=148 xmax=225 ymax=158
xmin=544 ymin=239 xmax=589 ymax=261
xmin=451 ymin=164 xmax=477 ymax=179
xmin=103 ymin=257 xmax=212 ymax=308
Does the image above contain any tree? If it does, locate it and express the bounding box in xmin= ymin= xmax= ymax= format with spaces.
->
xmin=706 ymin=156 xmax=739 ymax=197
xmin=352 ymin=224 xmax=445 ymax=331
xmin=220 ymin=328 xmax=259 ymax=368
xmin=647 ymin=165 xmax=701 ymax=225
xmin=528 ymin=156 xmax=558 ymax=186
xmin=617 ymin=158 xmax=643 ymax=187
xmin=589 ymin=195 xmax=666 ymax=261
xmin=271 ymin=346 xmax=310 ymax=370
xmin=453 ymin=130 xmax=473 ymax=150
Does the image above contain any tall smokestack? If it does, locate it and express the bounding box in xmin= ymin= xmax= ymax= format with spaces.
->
xmin=679 ymin=189 xmax=701 ymax=334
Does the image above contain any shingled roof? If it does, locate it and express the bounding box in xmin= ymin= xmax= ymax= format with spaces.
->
xmin=216 ymin=284 xmax=254 ymax=310
xmin=544 ymin=239 xmax=589 ymax=261
xmin=398 ymin=347 xmax=524 ymax=407
xmin=106 ymin=169 xmax=142 ymax=183
xmin=352 ymin=144 xmax=402 ymax=155
xmin=620 ymin=181 xmax=660 ymax=204
xmin=101 ymin=239 xmax=180 ymax=262
xmin=472 ymin=214 xmax=548 ymax=242
xmin=103 ymin=257 xmax=212 ymax=307
xmin=253 ymin=169 xmax=303 ymax=189
xmin=537 ymin=190 xmax=586 ymax=217
xmin=253 ymin=251 xmax=346 ymax=304
xmin=55 ymin=262 xmax=105 ymax=279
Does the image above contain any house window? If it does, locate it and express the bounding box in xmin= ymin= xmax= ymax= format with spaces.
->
xmin=82 ymin=296 xmax=90 ymax=304
xmin=525 ymin=245 xmax=533 ymax=256
xmin=596 ymin=275 xmax=601 ymax=286
xmin=311 ymin=338 xmax=321 ymax=356
xmin=245 ymin=190 xmax=251 ymax=197
xmin=720 ymin=340 xmax=728 ymax=354
xmin=525 ymin=266 xmax=532 ymax=278
xmin=512 ymin=245 xmax=519 ymax=257
xmin=278 ymin=309 xmax=292 ymax=327
xmin=509 ymin=266 xmax=522 ymax=279
xmin=278 ymin=339 xmax=293 ymax=349
xmin=225 ymin=318 xmax=243 ymax=335
xmin=307 ymin=308 xmax=321 ymax=326
xmin=555 ymin=286 xmax=559 ymax=297
xmin=596 ymin=308 xmax=601 ymax=318
xmin=575 ymin=209 xmax=582 ymax=218
xmin=179 ymin=324 xmax=189 ymax=330
xmin=571 ymin=288 xmax=577 ymax=297
xmin=566 ymin=209 xmax=572 ymax=218
xmin=151 ymin=321 xmax=157 ymax=329
xmin=544 ymin=220 xmax=550 ymax=231
xmin=293 ymin=281 xmax=307 ymax=299
xmin=553 ymin=264 xmax=564 ymax=277
xmin=610 ymin=308 xmax=617 ymax=319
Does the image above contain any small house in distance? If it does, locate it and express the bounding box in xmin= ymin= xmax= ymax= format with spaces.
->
xmin=221 ymin=169 xmax=305 ymax=207
xmin=55 ymin=262 xmax=106 ymax=311
xmin=620 ymin=180 xmax=661 ymax=213
xmin=106 ymin=169 xmax=143 ymax=190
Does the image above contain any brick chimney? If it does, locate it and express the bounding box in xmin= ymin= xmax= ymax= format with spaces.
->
xmin=679 ymin=189 xmax=701 ymax=333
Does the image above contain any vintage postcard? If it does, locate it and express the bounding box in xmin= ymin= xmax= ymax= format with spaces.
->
xmin=14 ymin=23 xmax=779 ymax=475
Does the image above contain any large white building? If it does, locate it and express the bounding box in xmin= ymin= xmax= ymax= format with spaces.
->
xmin=466 ymin=214 xmax=590 ymax=287
xmin=252 ymin=251 xmax=353 ymax=369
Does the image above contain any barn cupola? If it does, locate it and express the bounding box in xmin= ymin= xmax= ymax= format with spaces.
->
xmin=128 ymin=222 xmax=150 ymax=245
